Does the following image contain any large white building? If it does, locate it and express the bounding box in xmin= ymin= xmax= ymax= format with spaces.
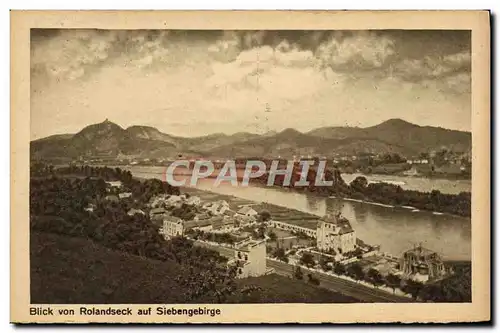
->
xmin=316 ymin=213 xmax=356 ymax=254
xmin=232 ymin=238 xmax=267 ymax=278
xmin=162 ymin=216 xmax=184 ymax=238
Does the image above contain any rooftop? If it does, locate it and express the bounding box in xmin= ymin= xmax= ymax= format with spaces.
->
xmin=404 ymin=245 xmax=439 ymax=257
xmin=212 ymin=217 xmax=235 ymax=228
xmin=237 ymin=206 xmax=258 ymax=215
xmin=164 ymin=216 xmax=183 ymax=224
xmin=150 ymin=207 xmax=166 ymax=214
xmin=183 ymin=216 xmax=225 ymax=229
xmin=235 ymin=238 xmax=265 ymax=251
xmin=127 ymin=208 xmax=145 ymax=215
xmin=319 ymin=213 xmax=354 ymax=234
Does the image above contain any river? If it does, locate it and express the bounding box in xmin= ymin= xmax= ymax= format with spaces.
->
xmin=121 ymin=166 xmax=471 ymax=261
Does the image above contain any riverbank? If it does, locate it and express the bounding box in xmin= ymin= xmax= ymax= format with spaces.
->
xmin=249 ymin=176 xmax=470 ymax=217
xmin=241 ymin=181 xmax=469 ymax=220
xmin=64 ymin=160 xmax=470 ymax=182
xmin=127 ymin=170 xmax=467 ymax=219
xmin=91 ymin=164 xmax=471 ymax=260
xmin=110 ymin=163 xmax=471 ymax=217
xmin=85 ymin=166 xmax=471 ymax=217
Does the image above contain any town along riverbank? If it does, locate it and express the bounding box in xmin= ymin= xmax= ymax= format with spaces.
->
xmin=99 ymin=165 xmax=471 ymax=261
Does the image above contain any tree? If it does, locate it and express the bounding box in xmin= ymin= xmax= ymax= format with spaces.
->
xmin=307 ymin=273 xmax=320 ymax=286
xmin=418 ymin=283 xmax=444 ymax=302
xmin=366 ymin=268 xmax=384 ymax=288
xmin=268 ymin=231 xmax=277 ymax=242
xmin=294 ymin=266 xmax=303 ymax=280
xmin=319 ymin=257 xmax=330 ymax=272
xmin=419 ymin=152 xmax=430 ymax=160
xmin=273 ymin=247 xmax=288 ymax=263
xmin=252 ymin=225 xmax=266 ymax=240
xmin=385 ymin=273 xmax=401 ymax=294
xmin=402 ymin=279 xmax=424 ymax=300
xmin=350 ymin=176 xmax=368 ymax=193
xmin=346 ymin=263 xmax=364 ymax=282
xmin=259 ymin=210 xmax=271 ymax=222
xmin=333 ymin=263 xmax=346 ymax=276
xmin=300 ymin=252 xmax=316 ymax=268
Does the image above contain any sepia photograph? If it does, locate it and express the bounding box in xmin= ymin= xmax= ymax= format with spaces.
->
xmin=11 ymin=10 xmax=490 ymax=324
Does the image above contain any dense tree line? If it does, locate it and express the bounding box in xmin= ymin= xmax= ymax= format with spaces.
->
xmin=186 ymin=229 xmax=238 ymax=245
xmin=327 ymin=262 xmax=471 ymax=302
xmin=349 ymin=176 xmax=471 ymax=217
xmin=270 ymin=247 xmax=289 ymax=263
xmin=171 ymin=203 xmax=198 ymax=221
xmin=249 ymin=163 xmax=470 ymax=217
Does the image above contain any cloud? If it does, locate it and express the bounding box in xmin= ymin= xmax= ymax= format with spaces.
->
xmin=393 ymin=50 xmax=471 ymax=93
xmin=31 ymin=29 xmax=472 ymax=100
xmin=315 ymin=31 xmax=396 ymax=72
xmin=206 ymin=30 xmax=275 ymax=65
xmin=31 ymin=30 xmax=116 ymax=81
xmin=442 ymin=72 xmax=471 ymax=94
xmin=208 ymin=43 xmax=314 ymax=77
xmin=31 ymin=30 xmax=172 ymax=81
xmin=207 ymin=43 xmax=322 ymax=101
xmin=394 ymin=51 xmax=470 ymax=80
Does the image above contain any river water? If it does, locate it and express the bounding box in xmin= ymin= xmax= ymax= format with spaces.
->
xmin=121 ymin=166 xmax=471 ymax=261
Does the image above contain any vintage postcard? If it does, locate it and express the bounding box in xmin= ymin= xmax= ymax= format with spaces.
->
xmin=11 ymin=10 xmax=490 ymax=324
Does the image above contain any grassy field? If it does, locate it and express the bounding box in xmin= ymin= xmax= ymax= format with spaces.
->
xmin=30 ymin=231 xmax=189 ymax=304
xmin=231 ymin=274 xmax=361 ymax=303
xmin=31 ymin=231 xmax=361 ymax=304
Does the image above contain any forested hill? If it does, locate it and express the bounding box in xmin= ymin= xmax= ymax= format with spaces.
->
xmin=31 ymin=118 xmax=471 ymax=160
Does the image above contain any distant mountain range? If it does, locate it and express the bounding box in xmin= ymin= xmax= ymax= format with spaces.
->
xmin=30 ymin=118 xmax=471 ymax=160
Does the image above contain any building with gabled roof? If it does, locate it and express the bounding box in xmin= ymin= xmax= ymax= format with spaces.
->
xmin=203 ymin=200 xmax=230 ymax=215
xmin=316 ymin=213 xmax=356 ymax=254
xmin=106 ymin=180 xmax=122 ymax=188
xmin=127 ymin=208 xmax=145 ymax=216
xmin=105 ymin=195 xmax=119 ymax=203
xmin=119 ymin=192 xmax=132 ymax=199
xmin=149 ymin=207 xmax=166 ymax=224
xmin=212 ymin=217 xmax=237 ymax=232
xmin=237 ymin=206 xmax=258 ymax=217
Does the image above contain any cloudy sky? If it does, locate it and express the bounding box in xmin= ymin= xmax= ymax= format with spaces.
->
xmin=30 ymin=29 xmax=471 ymax=140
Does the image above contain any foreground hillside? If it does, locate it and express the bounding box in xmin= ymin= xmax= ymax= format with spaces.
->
xmin=31 ymin=232 xmax=360 ymax=304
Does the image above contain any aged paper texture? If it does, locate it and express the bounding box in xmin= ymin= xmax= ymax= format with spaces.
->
xmin=11 ymin=10 xmax=490 ymax=324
